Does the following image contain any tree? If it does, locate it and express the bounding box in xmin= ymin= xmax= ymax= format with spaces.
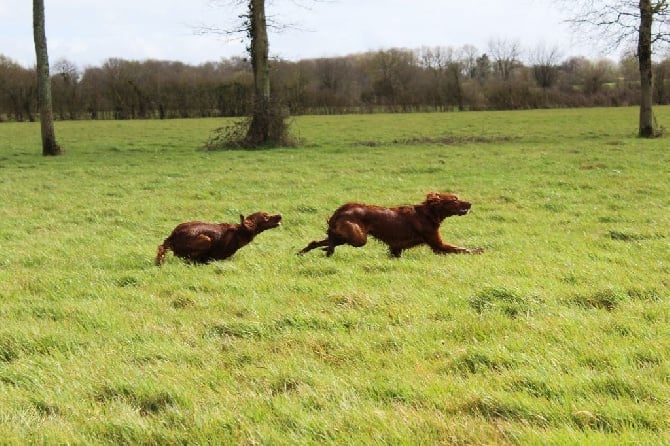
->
xmin=474 ymin=54 xmax=492 ymax=84
xmin=488 ymin=38 xmax=521 ymax=81
xmin=638 ymin=0 xmax=655 ymax=136
xmin=566 ymin=0 xmax=670 ymax=137
xmin=0 ymin=55 xmax=36 ymax=121
xmin=365 ymin=49 xmax=418 ymax=110
xmin=202 ymin=0 xmax=295 ymax=149
xmin=52 ymin=58 xmax=81 ymax=120
xmin=33 ymin=0 xmax=61 ymax=155
xmin=245 ymin=0 xmax=271 ymax=145
xmin=530 ymin=44 xmax=562 ymax=90
xmin=652 ymin=56 xmax=670 ymax=103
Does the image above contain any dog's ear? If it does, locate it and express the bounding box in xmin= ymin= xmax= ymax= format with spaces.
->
xmin=418 ymin=202 xmax=441 ymax=225
xmin=425 ymin=192 xmax=441 ymax=204
xmin=242 ymin=216 xmax=257 ymax=232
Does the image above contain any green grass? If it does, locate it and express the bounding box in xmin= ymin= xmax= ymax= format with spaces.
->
xmin=0 ymin=107 xmax=669 ymax=444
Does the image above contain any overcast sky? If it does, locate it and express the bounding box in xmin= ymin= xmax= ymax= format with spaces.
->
xmin=1 ymin=0 xmax=613 ymax=69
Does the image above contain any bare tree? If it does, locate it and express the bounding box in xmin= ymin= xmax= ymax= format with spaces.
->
xmin=245 ymin=0 xmax=271 ymax=145
xmin=461 ymin=45 xmax=480 ymax=79
xmin=530 ymin=44 xmax=562 ymax=90
xmin=201 ymin=0 xmax=297 ymax=148
xmin=0 ymin=55 xmax=36 ymax=121
xmin=33 ymin=0 xmax=61 ymax=155
xmin=566 ymin=0 xmax=670 ymax=137
xmin=488 ymin=38 xmax=521 ymax=81
xmin=52 ymin=58 xmax=80 ymax=120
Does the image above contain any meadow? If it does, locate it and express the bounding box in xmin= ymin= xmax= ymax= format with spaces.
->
xmin=0 ymin=107 xmax=668 ymax=444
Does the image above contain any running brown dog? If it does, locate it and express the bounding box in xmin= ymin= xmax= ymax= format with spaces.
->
xmin=156 ymin=212 xmax=282 ymax=265
xmin=298 ymin=192 xmax=482 ymax=258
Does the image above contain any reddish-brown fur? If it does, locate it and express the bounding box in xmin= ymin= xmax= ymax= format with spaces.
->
xmin=156 ymin=212 xmax=282 ymax=265
xmin=298 ymin=192 xmax=483 ymax=258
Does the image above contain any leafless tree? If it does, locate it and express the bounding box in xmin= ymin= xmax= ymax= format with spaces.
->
xmin=529 ymin=44 xmax=562 ymax=90
xmin=52 ymin=58 xmax=80 ymax=120
xmin=201 ymin=0 xmax=298 ymax=148
xmin=33 ymin=0 xmax=61 ymax=155
xmin=245 ymin=0 xmax=272 ymax=145
xmin=565 ymin=0 xmax=670 ymax=137
xmin=0 ymin=55 xmax=36 ymax=121
xmin=461 ymin=45 xmax=480 ymax=79
xmin=488 ymin=38 xmax=522 ymax=81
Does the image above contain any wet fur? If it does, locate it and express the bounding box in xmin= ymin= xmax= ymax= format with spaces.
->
xmin=298 ymin=193 xmax=482 ymax=257
xmin=156 ymin=212 xmax=282 ymax=265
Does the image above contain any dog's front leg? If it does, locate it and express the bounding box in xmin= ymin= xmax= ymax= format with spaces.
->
xmin=426 ymin=233 xmax=483 ymax=255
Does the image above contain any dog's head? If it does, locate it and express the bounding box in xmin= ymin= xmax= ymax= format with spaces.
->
xmin=240 ymin=212 xmax=282 ymax=234
xmin=422 ymin=192 xmax=472 ymax=220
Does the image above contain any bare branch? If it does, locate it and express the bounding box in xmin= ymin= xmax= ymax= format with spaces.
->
xmin=561 ymin=0 xmax=670 ymax=51
xmin=194 ymin=0 xmax=315 ymax=39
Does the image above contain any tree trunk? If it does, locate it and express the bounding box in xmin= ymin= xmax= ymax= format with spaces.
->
xmin=638 ymin=0 xmax=655 ymax=137
xmin=245 ymin=0 xmax=271 ymax=146
xmin=450 ymin=64 xmax=464 ymax=111
xmin=33 ymin=0 xmax=61 ymax=155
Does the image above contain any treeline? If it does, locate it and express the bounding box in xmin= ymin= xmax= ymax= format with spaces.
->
xmin=3 ymin=45 xmax=670 ymax=121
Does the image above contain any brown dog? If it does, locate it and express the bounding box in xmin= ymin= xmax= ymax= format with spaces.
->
xmin=156 ymin=212 xmax=282 ymax=265
xmin=298 ymin=192 xmax=482 ymax=258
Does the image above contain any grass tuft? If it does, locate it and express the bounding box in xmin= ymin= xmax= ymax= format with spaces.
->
xmin=449 ymin=350 xmax=515 ymax=375
xmin=458 ymin=394 xmax=549 ymax=426
xmin=570 ymin=288 xmax=629 ymax=311
xmin=505 ymin=376 xmax=564 ymax=400
xmin=94 ymin=383 xmax=180 ymax=416
xmin=468 ymin=286 xmax=539 ymax=318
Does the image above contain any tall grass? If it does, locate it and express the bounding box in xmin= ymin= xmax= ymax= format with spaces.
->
xmin=0 ymin=107 xmax=668 ymax=444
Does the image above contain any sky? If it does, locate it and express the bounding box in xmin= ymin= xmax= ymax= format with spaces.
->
xmin=1 ymin=0 xmax=614 ymax=69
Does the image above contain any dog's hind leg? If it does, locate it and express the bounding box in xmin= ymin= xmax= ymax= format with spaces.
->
xmin=332 ymin=222 xmax=367 ymax=248
xmin=298 ymin=238 xmax=330 ymax=255
xmin=298 ymin=232 xmax=348 ymax=256
xmin=324 ymin=229 xmax=355 ymax=256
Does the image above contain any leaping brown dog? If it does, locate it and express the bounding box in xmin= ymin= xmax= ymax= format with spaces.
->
xmin=298 ymin=193 xmax=482 ymax=258
xmin=156 ymin=212 xmax=282 ymax=265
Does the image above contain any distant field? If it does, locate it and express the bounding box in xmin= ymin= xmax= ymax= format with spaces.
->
xmin=0 ymin=108 xmax=668 ymax=444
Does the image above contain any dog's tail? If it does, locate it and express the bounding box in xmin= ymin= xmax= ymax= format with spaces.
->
xmin=155 ymin=240 xmax=170 ymax=266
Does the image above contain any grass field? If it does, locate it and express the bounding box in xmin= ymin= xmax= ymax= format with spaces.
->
xmin=0 ymin=107 xmax=668 ymax=444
